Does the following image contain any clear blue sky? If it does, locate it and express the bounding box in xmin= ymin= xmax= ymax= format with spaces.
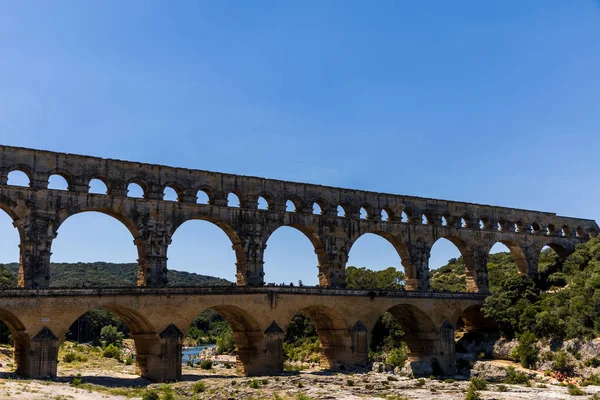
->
xmin=0 ymin=1 xmax=599 ymax=285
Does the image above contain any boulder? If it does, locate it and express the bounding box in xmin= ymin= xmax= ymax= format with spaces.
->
xmin=470 ymin=361 xmax=509 ymax=382
xmin=492 ymin=338 xmax=518 ymax=361
xmin=400 ymin=361 xmax=433 ymax=378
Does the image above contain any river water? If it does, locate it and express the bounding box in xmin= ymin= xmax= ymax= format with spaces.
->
xmin=182 ymin=344 xmax=215 ymax=364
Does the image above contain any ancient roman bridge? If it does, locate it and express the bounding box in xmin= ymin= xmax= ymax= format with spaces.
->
xmin=1 ymin=286 xmax=485 ymax=381
xmin=0 ymin=145 xmax=597 ymax=291
xmin=0 ymin=145 xmax=597 ymax=381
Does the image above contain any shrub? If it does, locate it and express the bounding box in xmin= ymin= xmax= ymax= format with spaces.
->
xmin=192 ymin=381 xmax=206 ymax=393
xmin=63 ymin=352 xmax=87 ymax=363
xmin=504 ymin=367 xmax=529 ymax=384
xmin=444 ymin=378 xmax=455 ymax=384
xmin=465 ymin=382 xmax=482 ymax=400
xmin=514 ymin=331 xmax=538 ymax=369
xmin=102 ymin=344 xmax=121 ymax=359
xmin=582 ymin=374 xmax=600 ymax=386
xmin=261 ymin=378 xmax=268 ymax=385
xmin=200 ymin=359 xmax=212 ymax=370
xmin=250 ymin=379 xmax=260 ymax=389
xmin=387 ymin=376 xmax=398 ymax=381
xmin=125 ymin=357 xmax=133 ymax=365
xmin=416 ymin=378 xmax=426 ymax=387
xmin=100 ymin=325 xmax=124 ymax=347
xmin=386 ymin=344 xmax=408 ymax=367
xmin=567 ymin=384 xmax=585 ymax=396
xmin=496 ymin=384 xmax=507 ymax=392
xmin=585 ymin=357 xmax=600 ymax=368
xmin=552 ymin=350 xmax=573 ymax=375
xmin=70 ymin=377 xmax=82 ymax=387
xmin=141 ymin=389 xmax=159 ymax=400
xmin=469 ymin=377 xmax=488 ymax=390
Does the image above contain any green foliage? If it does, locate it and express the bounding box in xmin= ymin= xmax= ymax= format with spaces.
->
xmin=346 ymin=379 xmax=355 ymax=386
xmin=370 ymin=312 xmax=405 ymax=355
xmin=70 ymin=377 xmax=82 ymax=387
xmin=552 ymin=350 xmax=573 ymax=375
xmin=0 ymin=262 xmax=232 ymax=288
xmin=585 ymin=357 xmax=600 ymax=368
xmin=250 ymin=379 xmax=260 ymax=389
xmin=283 ymin=313 xmax=320 ymax=363
xmin=141 ymin=389 xmax=160 ymax=400
xmin=0 ymin=264 xmax=17 ymax=288
xmin=216 ymin=326 xmax=235 ymax=354
xmin=100 ymin=325 xmax=124 ymax=347
xmin=465 ymin=382 xmax=482 ymax=400
xmin=62 ymin=352 xmax=87 ymax=363
xmin=345 ymin=266 xmax=405 ymax=290
xmin=469 ymin=377 xmax=488 ymax=390
xmin=513 ymin=331 xmax=538 ymax=368
xmin=200 ymin=359 xmax=212 ymax=370
xmin=102 ymin=344 xmax=121 ymax=359
xmin=192 ymin=381 xmax=206 ymax=393
xmin=504 ymin=366 xmax=529 ymax=385
xmin=386 ymin=344 xmax=408 ymax=367
xmin=567 ymin=384 xmax=585 ymax=396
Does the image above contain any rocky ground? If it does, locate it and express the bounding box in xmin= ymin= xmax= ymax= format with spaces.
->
xmin=1 ymin=343 xmax=600 ymax=399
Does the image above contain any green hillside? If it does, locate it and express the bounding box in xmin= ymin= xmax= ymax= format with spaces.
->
xmin=0 ymin=262 xmax=231 ymax=287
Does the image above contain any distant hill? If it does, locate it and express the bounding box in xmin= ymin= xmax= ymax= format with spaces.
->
xmin=1 ymin=262 xmax=232 ymax=287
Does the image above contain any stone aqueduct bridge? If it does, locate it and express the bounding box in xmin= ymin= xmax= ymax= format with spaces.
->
xmin=0 ymin=145 xmax=597 ymax=381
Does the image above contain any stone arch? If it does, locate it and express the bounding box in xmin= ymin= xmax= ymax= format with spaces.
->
xmin=53 ymin=208 xmax=145 ymax=285
xmin=457 ymin=304 xmax=496 ymax=334
xmin=127 ymin=180 xmax=148 ymax=198
xmin=286 ymin=305 xmax=351 ymax=369
xmin=263 ymin=224 xmax=328 ymax=285
xmin=170 ymin=216 xmax=245 ymax=283
xmin=488 ymin=240 xmax=529 ymax=275
xmin=541 ymin=241 xmax=569 ymax=259
xmin=0 ymin=308 xmax=31 ymax=376
xmin=47 ymin=170 xmax=72 ymax=190
xmin=432 ymin=235 xmax=478 ymax=289
xmin=6 ymin=167 xmax=31 ymax=187
xmin=58 ymin=304 xmax=158 ymax=380
xmin=181 ymin=304 xmax=263 ymax=375
xmin=346 ymin=231 xmax=410 ymax=286
xmin=371 ymin=303 xmax=438 ymax=364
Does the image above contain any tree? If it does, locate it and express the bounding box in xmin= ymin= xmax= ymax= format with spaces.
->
xmin=346 ymin=266 xmax=405 ymax=290
xmin=101 ymin=325 xmax=124 ymax=347
xmin=0 ymin=264 xmax=16 ymax=288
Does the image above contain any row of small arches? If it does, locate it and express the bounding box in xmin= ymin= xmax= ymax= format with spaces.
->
xmin=4 ymin=170 xmax=594 ymax=238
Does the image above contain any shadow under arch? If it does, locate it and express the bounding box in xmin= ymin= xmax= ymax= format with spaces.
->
xmin=541 ymin=241 xmax=569 ymax=259
xmin=0 ymin=308 xmax=31 ymax=376
xmin=286 ymin=304 xmax=350 ymax=369
xmin=263 ymin=224 xmax=329 ymax=286
xmin=169 ymin=216 xmax=245 ymax=285
xmin=60 ymin=304 xmax=158 ymax=380
xmin=458 ymin=304 xmax=497 ymax=334
xmin=347 ymin=231 xmax=411 ymax=287
xmin=371 ymin=303 xmax=438 ymax=366
xmin=182 ymin=304 xmax=262 ymax=375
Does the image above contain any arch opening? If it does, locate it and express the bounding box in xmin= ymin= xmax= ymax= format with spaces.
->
xmin=227 ymin=193 xmax=240 ymax=208
xmin=127 ymin=182 xmax=144 ymax=198
xmin=264 ymin=226 xmax=325 ymax=287
xmin=0 ymin=207 xmax=20 ymax=288
xmin=51 ymin=211 xmax=141 ymax=287
xmin=89 ymin=179 xmax=108 ymax=195
xmin=48 ymin=174 xmax=69 ymax=191
xmin=538 ymin=244 xmax=567 ymax=289
xmin=488 ymin=242 xmax=521 ymax=292
xmin=182 ymin=305 xmax=260 ymax=376
xmin=258 ymin=196 xmax=269 ymax=210
xmin=312 ymin=202 xmax=322 ymax=215
xmin=430 ymin=237 xmax=472 ymax=293
xmin=360 ymin=207 xmax=368 ymax=219
xmin=163 ymin=186 xmax=179 ymax=202
xmin=286 ymin=200 xmax=297 ymax=212
xmin=168 ymin=219 xmax=240 ymax=284
xmin=401 ymin=211 xmax=409 ymax=223
xmin=370 ymin=304 xmax=438 ymax=371
xmin=381 ymin=209 xmax=390 ymax=221
xmin=346 ymin=233 xmax=405 ymax=289
xmin=337 ymin=205 xmax=346 ymax=217
xmin=285 ymin=306 xmax=348 ymax=370
xmin=0 ymin=308 xmax=31 ymax=376
xmin=6 ymin=170 xmax=30 ymax=187
xmin=59 ymin=306 xmax=155 ymax=380
xmin=196 ymin=189 xmax=210 ymax=204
